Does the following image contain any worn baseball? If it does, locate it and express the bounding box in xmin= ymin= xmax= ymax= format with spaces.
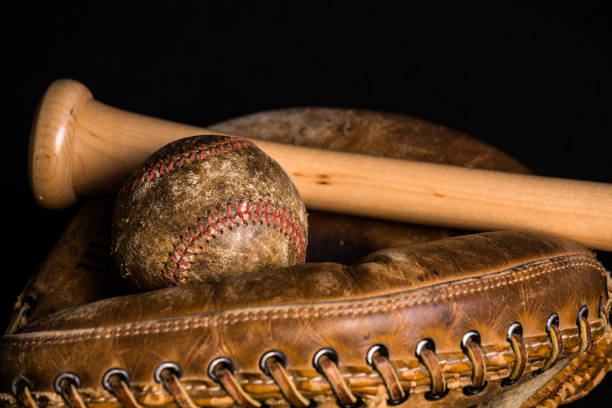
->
xmin=111 ymin=135 xmax=308 ymax=291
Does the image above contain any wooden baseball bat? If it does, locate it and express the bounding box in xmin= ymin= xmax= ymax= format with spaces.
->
xmin=29 ymin=79 xmax=612 ymax=250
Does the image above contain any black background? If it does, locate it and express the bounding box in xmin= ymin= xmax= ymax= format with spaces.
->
xmin=4 ymin=2 xmax=611 ymax=406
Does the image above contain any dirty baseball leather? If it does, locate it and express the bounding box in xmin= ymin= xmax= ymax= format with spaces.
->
xmin=2 ymin=109 xmax=611 ymax=408
xmin=112 ymin=135 xmax=308 ymax=291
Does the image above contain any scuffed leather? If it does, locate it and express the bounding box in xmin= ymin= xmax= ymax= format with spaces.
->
xmin=1 ymin=231 xmax=609 ymax=408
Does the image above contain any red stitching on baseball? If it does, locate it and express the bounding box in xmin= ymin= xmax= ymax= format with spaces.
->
xmin=255 ymin=202 xmax=263 ymax=223
xmin=279 ymin=208 xmax=287 ymax=232
xmin=236 ymin=201 xmax=247 ymax=224
xmin=125 ymin=138 xmax=255 ymax=192
xmin=245 ymin=202 xmax=254 ymax=222
xmin=208 ymin=213 xmax=222 ymax=232
xmin=163 ymin=270 xmax=178 ymax=284
xmin=164 ymin=200 xmax=307 ymax=284
xmin=265 ymin=202 xmax=272 ymax=225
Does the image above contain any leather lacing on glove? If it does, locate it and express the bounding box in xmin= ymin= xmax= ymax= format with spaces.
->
xmin=11 ymin=303 xmax=606 ymax=408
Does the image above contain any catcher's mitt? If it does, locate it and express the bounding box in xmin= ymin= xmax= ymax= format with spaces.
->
xmin=1 ymin=109 xmax=610 ymax=408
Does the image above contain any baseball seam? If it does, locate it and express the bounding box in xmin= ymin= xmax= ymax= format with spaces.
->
xmin=164 ymin=200 xmax=307 ymax=284
xmin=126 ymin=137 xmax=255 ymax=192
xmin=3 ymin=255 xmax=606 ymax=346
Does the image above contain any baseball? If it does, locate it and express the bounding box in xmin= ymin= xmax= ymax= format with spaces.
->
xmin=111 ymin=135 xmax=308 ymax=291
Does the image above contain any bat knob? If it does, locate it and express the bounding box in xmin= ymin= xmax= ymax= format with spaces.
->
xmin=29 ymin=79 xmax=93 ymax=209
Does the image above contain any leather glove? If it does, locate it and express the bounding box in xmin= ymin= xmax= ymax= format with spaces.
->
xmin=2 ymin=109 xmax=610 ymax=408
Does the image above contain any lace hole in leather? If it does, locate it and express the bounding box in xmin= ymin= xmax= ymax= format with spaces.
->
xmin=505 ymin=322 xmax=523 ymax=341
xmin=460 ymin=331 xmax=481 ymax=353
xmin=365 ymin=344 xmax=409 ymax=406
xmin=501 ymin=322 xmax=525 ymax=387
xmin=415 ymin=339 xmax=448 ymax=401
xmin=424 ymin=388 xmax=449 ymax=401
xmin=312 ymin=348 xmax=338 ymax=375
xmin=208 ymin=356 xmax=235 ymax=383
xmin=460 ymin=331 xmax=487 ymax=396
xmin=153 ymin=361 xmax=183 ymax=383
xmin=259 ymin=350 xmax=286 ymax=376
xmin=312 ymin=348 xmax=364 ymax=408
xmin=365 ymin=344 xmax=389 ymax=367
xmin=415 ymin=338 xmax=435 ymax=357
xmin=209 ymin=357 xmax=269 ymax=408
xmin=11 ymin=374 xmax=34 ymax=397
xmin=53 ymin=372 xmax=81 ymax=395
xmin=546 ymin=313 xmax=560 ymax=332
xmin=532 ymin=313 xmax=562 ymax=377
xmin=102 ymin=368 xmax=131 ymax=393
xmin=462 ymin=382 xmax=488 ymax=396
xmin=501 ymin=377 xmax=519 ymax=387
xmin=259 ymin=350 xmax=315 ymax=408
xmin=386 ymin=393 xmax=409 ymax=406
xmin=598 ymin=296 xmax=609 ymax=325
xmin=575 ymin=305 xmax=592 ymax=355
xmin=576 ymin=305 xmax=588 ymax=324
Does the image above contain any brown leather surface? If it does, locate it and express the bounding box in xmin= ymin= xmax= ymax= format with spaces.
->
xmin=1 ymin=231 xmax=609 ymax=408
xmin=4 ymin=198 xmax=120 ymax=329
xmin=16 ymin=231 xmax=595 ymax=331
